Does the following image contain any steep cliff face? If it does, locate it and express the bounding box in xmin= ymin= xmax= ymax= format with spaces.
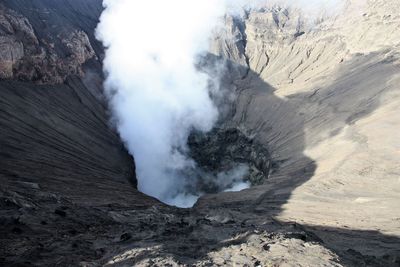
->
xmin=0 ymin=1 xmax=99 ymax=84
xmin=1 ymin=0 xmax=400 ymax=266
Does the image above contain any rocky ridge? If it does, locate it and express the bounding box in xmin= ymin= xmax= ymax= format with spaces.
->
xmin=0 ymin=6 xmax=95 ymax=84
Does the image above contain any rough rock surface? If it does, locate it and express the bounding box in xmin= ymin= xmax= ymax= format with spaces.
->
xmin=188 ymin=128 xmax=271 ymax=188
xmin=1 ymin=0 xmax=400 ymax=266
xmin=0 ymin=1 xmax=98 ymax=84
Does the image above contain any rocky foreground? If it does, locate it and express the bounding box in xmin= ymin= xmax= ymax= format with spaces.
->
xmin=1 ymin=0 xmax=399 ymax=266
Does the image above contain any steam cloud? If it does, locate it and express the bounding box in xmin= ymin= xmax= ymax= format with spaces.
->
xmin=96 ymin=0 xmax=344 ymax=207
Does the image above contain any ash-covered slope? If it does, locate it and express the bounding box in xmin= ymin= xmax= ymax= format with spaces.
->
xmin=205 ymin=0 xmax=400 ymax=260
xmin=0 ymin=0 xmax=399 ymax=266
xmin=0 ymin=0 xmax=159 ymax=206
xmin=0 ymin=2 xmax=163 ymax=265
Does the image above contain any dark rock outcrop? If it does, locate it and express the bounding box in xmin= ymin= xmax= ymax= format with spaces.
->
xmin=0 ymin=0 xmax=101 ymax=84
xmin=188 ymin=128 xmax=271 ymax=188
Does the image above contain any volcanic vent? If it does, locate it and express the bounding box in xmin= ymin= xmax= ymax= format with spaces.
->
xmin=187 ymin=128 xmax=271 ymax=194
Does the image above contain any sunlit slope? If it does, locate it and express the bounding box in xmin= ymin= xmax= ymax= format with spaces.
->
xmin=203 ymin=0 xmax=400 ymax=249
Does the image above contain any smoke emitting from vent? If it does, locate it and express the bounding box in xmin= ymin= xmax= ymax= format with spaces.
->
xmin=96 ymin=0 xmax=229 ymax=207
xmin=96 ymin=0 xmax=345 ymax=207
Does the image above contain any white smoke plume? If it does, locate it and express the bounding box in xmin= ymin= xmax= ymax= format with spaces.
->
xmin=96 ymin=0 xmax=229 ymax=207
xmin=96 ymin=0 xmax=345 ymax=207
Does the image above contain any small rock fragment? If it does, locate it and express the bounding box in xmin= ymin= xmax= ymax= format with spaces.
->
xmin=54 ymin=209 xmax=66 ymax=217
xmin=120 ymin=232 xmax=132 ymax=241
